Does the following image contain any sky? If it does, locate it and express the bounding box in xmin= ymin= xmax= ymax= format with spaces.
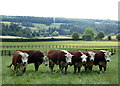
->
xmin=0 ymin=0 xmax=119 ymax=20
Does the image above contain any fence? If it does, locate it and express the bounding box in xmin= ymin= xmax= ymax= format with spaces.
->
xmin=1 ymin=45 xmax=119 ymax=56
xmin=1 ymin=45 xmax=118 ymax=49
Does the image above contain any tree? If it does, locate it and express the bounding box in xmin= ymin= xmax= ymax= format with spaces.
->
xmin=116 ymin=33 xmax=120 ymax=41
xmin=109 ymin=33 xmax=115 ymax=36
xmin=84 ymin=27 xmax=95 ymax=38
xmin=52 ymin=31 xmax=59 ymax=36
xmin=70 ymin=25 xmax=83 ymax=34
xmin=95 ymin=31 xmax=105 ymax=40
xmin=82 ymin=34 xmax=92 ymax=41
xmin=72 ymin=32 xmax=79 ymax=39
xmin=107 ymin=35 xmax=111 ymax=40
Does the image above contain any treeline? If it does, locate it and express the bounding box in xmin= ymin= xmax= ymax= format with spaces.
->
xmin=2 ymin=16 xmax=53 ymax=26
xmin=1 ymin=23 xmax=33 ymax=37
xmin=2 ymin=16 xmax=77 ymax=26
xmin=59 ymin=22 xmax=118 ymax=35
xmin=1 ymin=15 xmax=118 ymax=38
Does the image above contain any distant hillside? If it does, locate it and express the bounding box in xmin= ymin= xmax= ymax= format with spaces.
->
xmin=1 ymin=15 xmax=118 ymax=38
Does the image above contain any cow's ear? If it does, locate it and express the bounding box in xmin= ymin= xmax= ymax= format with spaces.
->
xmin=25 ymin=53 xmax=29 ymax=57
xmin=65 ymin=54 xmax=67 ymax=57
xmin=111 ymin=53 xmax=115 ymax=55
xmin=19 ymin=52 xmax=24 ymax=57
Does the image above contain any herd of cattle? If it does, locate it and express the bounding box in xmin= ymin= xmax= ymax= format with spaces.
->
xmin=8 ymin=49 xmax=115 ymax=74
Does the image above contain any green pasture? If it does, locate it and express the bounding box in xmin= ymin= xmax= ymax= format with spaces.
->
xmin=1 ymin=41 xmax=118 ymax=52
xmin=33 ymin=23 xmax=62 ymax=29
xmin=2 ymin=41 xmax=118 ymax=46
xmin=1 ymin=41 xmax=119 ymax=84
xmin=2 ymin=53 xmax=118 ymax=84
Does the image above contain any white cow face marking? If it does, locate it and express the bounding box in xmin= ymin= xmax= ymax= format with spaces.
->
xmin=62 ymin=50 xmax=73 ymax=64
xmin=100 ymin=50 xmax=111 ymax=62
xmin=19 ymin=52 xmax=29 ymax=63
xmin=88 ymin=51 xmax=96 ymax=61
xmin=80 ymin=53 xmax=87 ymax=63
xmin=104 ymin=51 xmax=111 ymax=62
xmin=43 ymin=56 xmax=49 ymax=66
xmin=65 ymin=54 xmax=73 ymax=63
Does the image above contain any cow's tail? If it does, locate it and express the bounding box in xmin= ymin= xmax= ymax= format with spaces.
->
xmin=7 ymin=63 xmax=13 ymax=67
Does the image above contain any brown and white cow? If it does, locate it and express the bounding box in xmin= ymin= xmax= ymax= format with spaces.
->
xmin=8 ymin=50 xmax=48 ymax=73
xmin=88 ymin=49 xmax=115 ymax=73
xmin=8 ymin=51 xmax=29 ymax=73
xmin=47 ymin=49 xmax=73 ymax=74
xmin=80 ymin=50 xmax=96 ymax=72
xmin=67 ymin=50 xmax=88 ymax=73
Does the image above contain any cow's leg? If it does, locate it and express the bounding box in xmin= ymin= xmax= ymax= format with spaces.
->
xmin=78 ymin=67 xmax=81 ymax=73
xmin=59 ymin=64 xmax=62 ymax=73
xmin=64 ymin=65 xmax=68 ymax=74
xmin=14 ymin=67 xmax=18 ymax=73
xmin=104 ymin=65 xmax=107 ymax=72
xmin=7 ymin=63 xmax=12 ymax=67
xmin=74 ymin=65 xmax=77 ymax=73
xmin=60 ymin=65 xmax=64 ymax=74
xmin=14 ymin=64 xmax=18 ymax=73
xmin=99 ymin=65 xmax=102 ymax=74
xmin=34 ymin=63 xmax=39 ymax=72
xmin=14 ymin=66 xmax=16 ymax=71
xmin=49 ymin=61 xmax=54 ymax=74
xmin=23 ymin=67 xmax=26 ymax=73
xmin=85 ymin=66 xmax=87 ymax=72
xmin=89 ymin=66 xmax=93 ymax=71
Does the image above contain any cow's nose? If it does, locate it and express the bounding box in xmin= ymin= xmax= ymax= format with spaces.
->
xmin=91 ymin=59 xmax=94 ymax=61
xmin=45 ymin=64 xmax=48 ymax=66
xmin=107 ymin=60 xmax=110 ymax=62
xmin=24 ymin=62 xmax=28 ymax=64
xmin=83 ymin=61 xmax=86 ymax=63
xmin=68 ymin=62 xmax=71 ymax=64
xmin=23 ymin=62 xmax=27 ymax=66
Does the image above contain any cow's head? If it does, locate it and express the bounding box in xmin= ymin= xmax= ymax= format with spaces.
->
xmin=100 ymin=50 xmax=114 ymax=62
xmin=19 ymin=52 xmax=29 ymax=65
xmin=43 ymin=56 xmax=49 ymax=66
xmin=88 ymin=51 xmax=96 ymax=61
xmin=62 ymin=50 xmax=73 ymax=64
xmin=80 ymin=52 xmax=87 ymax=63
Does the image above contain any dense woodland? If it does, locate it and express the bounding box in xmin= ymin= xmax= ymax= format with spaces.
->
xmin=1 ymin=15 xmax=118 ymax=38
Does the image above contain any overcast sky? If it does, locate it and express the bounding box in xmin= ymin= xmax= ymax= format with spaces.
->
xmin=0 ymin=0 xmax=119 ymax=20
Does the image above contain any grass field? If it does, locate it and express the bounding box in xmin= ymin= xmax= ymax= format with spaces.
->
xmin=2 ymin=54 xmax=118 ymax=84
xmin=1 ymin=41 xmax=119 ymax=84
xmin=2 ymin=41 xmax=118 ymax=46
xmin=1 ymin=41 xmax=118 ymax=51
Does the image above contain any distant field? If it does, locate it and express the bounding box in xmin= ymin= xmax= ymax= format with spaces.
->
xmin=103 ymin=36 xmax=116 ymax=39
xmin=0 ymin=36 xmax=25 ymax=39
xmin=1 ymin=21 xmax=63 ymax=31
xmin=2 ymin=41 xmax=118 ymax=46
xmin=1 ymin=41 xmax=118 ymax=52
xmin=1 ymin=21 xmax=11 ymax=24
xmin=2 ymin=54 xmax=118 ymax=84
